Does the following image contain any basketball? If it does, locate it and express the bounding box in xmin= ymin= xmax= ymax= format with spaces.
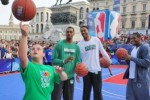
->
xmin=100 ymin=57 xmax=110 ymax=68
xmin=115 ymin=48 xmax=128 ymax=59
xmin=75 ymin=63 xmax=88 ymax=77
xmin=12 ymin=0 xmax=36 ymax=21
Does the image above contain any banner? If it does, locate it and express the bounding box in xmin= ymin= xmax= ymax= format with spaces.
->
xmin=0 ymin=58 xmax=20 ymax=73
xmin=87 ymin=10 xmax=120 ymax=41
xmin=0 ymin=59 xmax=12 ymax=72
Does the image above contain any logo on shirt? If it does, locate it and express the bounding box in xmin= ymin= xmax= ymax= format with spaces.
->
xmin=85 ymin=45 xmax=96 ymax=51
xmin=64 ymin=48 xmax=75 ymax=55
xmin=40 ymin=71 xmax=50 ymax=88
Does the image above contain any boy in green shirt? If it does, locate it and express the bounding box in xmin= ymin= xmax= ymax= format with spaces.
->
xmin=19 ymin=22 xmax=68 ymax=100
xmin=52 ymin=26 xmax=81 ymax=100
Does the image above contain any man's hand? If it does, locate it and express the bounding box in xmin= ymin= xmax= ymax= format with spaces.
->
xmin=54 ymin=66 xmax=63 ymax=74
xmin=20 ymin=22 xmax=29 ymax=36
xmin=64 ymin=56 xmax=74 ymax=64
xmin=123 ymin=54 xmax=131 ymax=60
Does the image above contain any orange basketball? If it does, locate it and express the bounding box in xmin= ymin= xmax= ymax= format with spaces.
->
xmin=100 ymin=57 xmax=110 ymax=68
xmin=75 ymin=63 xmax=88 ymax=77
xmin=115 ymin=48 xmax=128 ymax=59
xmin=12 ymin=0 xmax=36 ymax=21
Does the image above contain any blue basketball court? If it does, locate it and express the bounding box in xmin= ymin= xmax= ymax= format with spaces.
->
xmin=0 ymin=65 xmax=127 ymax=100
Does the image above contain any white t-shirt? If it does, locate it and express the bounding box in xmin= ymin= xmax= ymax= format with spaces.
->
xmin=129 ymin=47 xmax=139 ymax=79
xmin=78 ymin=37 xmax=111 ymax=73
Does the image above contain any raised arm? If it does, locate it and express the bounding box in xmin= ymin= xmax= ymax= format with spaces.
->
xmin=19 ymin=22 xmax=29 ymax=69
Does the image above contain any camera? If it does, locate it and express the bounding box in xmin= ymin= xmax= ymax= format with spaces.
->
xmin=1 ymin=0 xmax=9 ymax=5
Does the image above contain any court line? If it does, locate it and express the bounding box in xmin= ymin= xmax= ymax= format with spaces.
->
xmin=103 ymin=72 xmax=125 ymax=80
xmin=102 ymin=69 xmax=124 ymax=76
xmin=75 ymin=87 xmax=125 ymax=99
xmin=102 ymin=89 xmax=125 ymax=98
xmin=102 ymin=94 xmax=126 ymax=100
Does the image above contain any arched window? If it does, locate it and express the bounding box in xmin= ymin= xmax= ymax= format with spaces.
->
xmin=46 ymin=12 xmax=49 ymax=22
xmin=122 ymin=21 xmax=125 ymax=29
xmin=36 ymin=24 xmax=39 ymax=33
xmin=131 ymin=21 xmax=135 ymax=28
xmin=41 ymin=24 xmax=43 ymax=33
xmin=141 ymin=20 xmax=146 ymax=28
xmin=41 ymin=12 xmax=44 ymax=22
xmin=86 ymin=8 xmax=89 ymax=13
xmin=36 ymin=13 xmax=39 ymax=22
xmin=79 ymin=7 xmax=84 ymax=19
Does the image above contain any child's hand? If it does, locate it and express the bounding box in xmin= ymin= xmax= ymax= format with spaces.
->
xmin=54 ymin=66 xmax=63 ymax=74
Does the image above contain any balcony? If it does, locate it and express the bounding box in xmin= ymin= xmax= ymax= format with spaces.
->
xmin=130 ymin=12 xmax=137 ymax=15
xmin=141 ymin=10 xmax=147 ymax=14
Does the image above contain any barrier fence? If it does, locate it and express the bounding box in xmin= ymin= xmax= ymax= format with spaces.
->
xmin=0 ymin=56 xmax=127 ymax=73
xmin=0 ymin=58 xmax=20 ymax=73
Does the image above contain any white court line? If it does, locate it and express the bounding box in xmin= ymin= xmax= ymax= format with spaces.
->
xmin=102 ymin=94 xmax=126 ymax=100
xmin=103 ymin=72 xmax=125 ymax=80
xmin=102 ymin=69 xmax=124 ymax=76
xmin=75 ymin=87 xmax=125 ymax=99
xmin=102 ymin=89 xmax=125 ymax=98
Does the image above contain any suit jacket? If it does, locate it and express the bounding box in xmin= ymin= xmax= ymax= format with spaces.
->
xmin=123 ymin=43 xmax=150 ymax=82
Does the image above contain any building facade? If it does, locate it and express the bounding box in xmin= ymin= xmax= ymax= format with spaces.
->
xmin=120 ymin=0 xmax=150 ymax=34
xmin=88 ymin=0 xmax=150 ymax=34
xmin=0 ymin=14 xmax=21 ymax=40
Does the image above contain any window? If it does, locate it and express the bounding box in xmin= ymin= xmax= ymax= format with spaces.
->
xmin=46 ymin=12 xmax=49 ymax=22
xmin=5 ymin=35 xmax=7 ymax=39
xmin=93 ymin=8 xmax=95 ymax=11
xmin=36 ymin=24 xmax=39 ymax=33
xmin=122 ymin=21 xmax=125 ymax=29
xmin=41 ymin=24 xmax=43 ymax=33
xmin=86 ymin=8 xmax=89 ymax=13
xmin=143 ymin=4 xmax=146 ymax=11
xmin=97 ymin=8 xmax=99 ymax=10
xmin=131 ymin=21 xmax=135 ymax=28
xmin=123 ymin=7 xmax=126 ymax=13
xmin=79 ymin=7 xmax=84 ymax=19
xmin=132 ymin=6 xmax=136 ymax=13
xmin=141 ymin=21 xmax=145 ymax=28
xmin=41 ymin=12 xmax=44 ymax=22
xmin=106 ymin=2 xmax=108 ymax=5
xmin=36 ymin=13 xmax=39 ymax=22
xmin=14 ymin=35 xmax=17 ymax=40
xmin=124 ymin=0 xmax=126 ymax=3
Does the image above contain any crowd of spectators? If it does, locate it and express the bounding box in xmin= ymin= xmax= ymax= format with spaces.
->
xmin=0 ymin=32 xmax=149 ymax=64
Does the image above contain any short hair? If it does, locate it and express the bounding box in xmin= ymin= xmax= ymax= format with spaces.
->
xmin=132 ymin=32 xmax=141 ymax=38
xmin=66 ymin=26 xmax=74 ymax=32
xmin=32 ymin=44 xmax=44 ymax=52
xmin=80 ymin=25 xmax=89 ymax=30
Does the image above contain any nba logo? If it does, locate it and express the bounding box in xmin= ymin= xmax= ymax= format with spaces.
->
xmin=87 ymin=10 xmax=120 ymax=41
xmin=109 ymin=11 xmax=120 ymax=39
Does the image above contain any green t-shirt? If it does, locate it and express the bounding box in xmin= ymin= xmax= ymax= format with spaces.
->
xmin=52 ymin=40 xmax=81 ymax=79
xmin=20 ymin=61 xmax=60 ymax=100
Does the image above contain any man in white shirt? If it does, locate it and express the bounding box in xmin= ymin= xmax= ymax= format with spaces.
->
xmin=77 ymin=26 xmax=111 ymax=100
xmin=123 ymin=32 xmax=150 ymax=100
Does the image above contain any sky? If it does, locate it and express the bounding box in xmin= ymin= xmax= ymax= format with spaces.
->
xmin=0 ymin=0 xmax=87 ymax=25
